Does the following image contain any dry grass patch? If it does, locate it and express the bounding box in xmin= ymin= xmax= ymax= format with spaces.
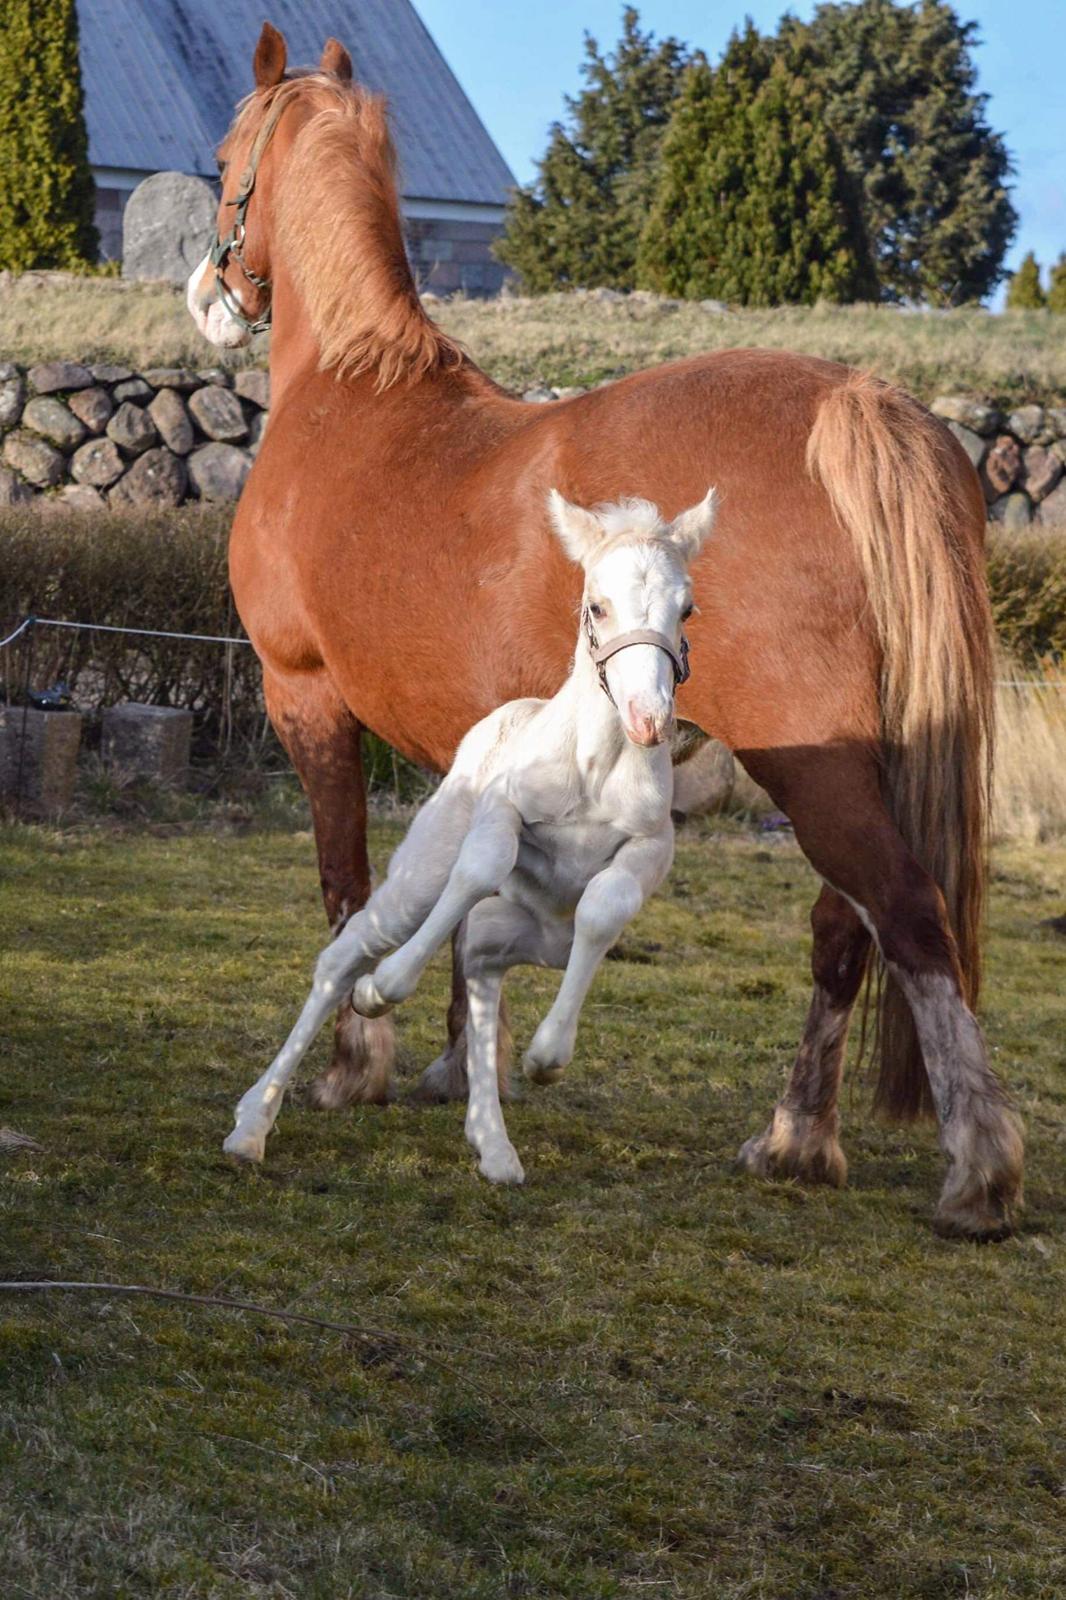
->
xmin=2 ymin=273 xmax=1065 ymax=400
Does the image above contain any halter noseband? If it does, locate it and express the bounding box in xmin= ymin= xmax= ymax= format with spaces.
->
xmin=583 ymin=607 xmax=691 ymax=706
xmin=208 ymin=97 xmax=288 ymax=336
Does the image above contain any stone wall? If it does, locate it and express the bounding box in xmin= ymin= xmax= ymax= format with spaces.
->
xmin=0 ymin=360 xmax=269 ymax=510
xmin=2 ymin=359 xmax=1064 ymax=526
xmin=930 ymin=396 xmax=1066 ymax=528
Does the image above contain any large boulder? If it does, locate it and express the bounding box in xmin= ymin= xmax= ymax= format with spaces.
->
xmin=110 ymin=447 xmax=188 ymax=508
xmin=22 ymin=396 xmax=86 ymax=452
xmin=122 ymin=171 xmax=219 ymax=284
xmin=0 ymin=374 xmax=25 ymax=429
xmin=71 ymin=437 xmax=125 ymax=488
xmin=188 ymin=384 xmax=247 ymax=442
xmin=107 ymin=402 xmax=158 ymax=457
xmin=149 ymin=388 xmax=194 ymax=455
xmin=187 ymin=441 xmax=252 ymax=501
xmin=2 ymin=430 xmax=65 ymax=487
xmin=67 ymin=386 xmax=114 ymax=435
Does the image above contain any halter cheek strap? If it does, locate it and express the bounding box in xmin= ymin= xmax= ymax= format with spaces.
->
xmin=209 ymin=96 xmax=289 ymax=336
xmin=583 ymin=608 xmax=691 ymax=705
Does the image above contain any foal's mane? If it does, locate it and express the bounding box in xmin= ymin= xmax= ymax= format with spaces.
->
xmin=227 ymin=73 xmax=464 ymax=389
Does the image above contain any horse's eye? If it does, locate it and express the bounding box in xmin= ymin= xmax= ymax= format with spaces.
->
xmin=589 ymin=602 xmax=606 ymax=621
xmin=681 ymin=603 xmax=694 ymax=622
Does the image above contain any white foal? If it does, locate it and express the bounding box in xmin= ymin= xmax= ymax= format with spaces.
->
xmin=224 ymin=487 xmax=717 ymax=1180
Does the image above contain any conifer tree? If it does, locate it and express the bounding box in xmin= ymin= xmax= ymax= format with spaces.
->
xmin=1046 ymin=254 xmax=1066 ymax=314
xmin=495 ymin=9 xmax=692 ymax=291
xmin=1005 ymin=252 xmax=1046 ymax=309
xmin=637 ymin=27 xmax=873 ymax=305
xmin=778 ymin=0 xmax=1016 ymax=303
xmin=0 ymin=0 xmax=97 ymax=270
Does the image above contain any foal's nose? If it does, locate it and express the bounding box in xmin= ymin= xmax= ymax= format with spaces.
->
xmin=624 ymin=700 xmax=668 ymax=746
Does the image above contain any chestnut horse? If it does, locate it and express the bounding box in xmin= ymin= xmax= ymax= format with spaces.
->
xmin=187 ymin=23 xmax=1023 ymax=1237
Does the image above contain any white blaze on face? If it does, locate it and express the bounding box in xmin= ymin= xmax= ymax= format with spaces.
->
xmin=590 ymin=543 xmax=687 ymax=747
xmin=185 ymin=251 xmax=253 ymax=349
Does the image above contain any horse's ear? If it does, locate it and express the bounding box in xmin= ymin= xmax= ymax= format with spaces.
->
xmin=667 ymin=487 xmax=717 ymax=562
xmin=547 ymin=489 xmax=603 ymax=567
xmin=253 ymin=22 xmax=287 ymax=88
xmin=320 ymin=38 xmax=353 ymax=81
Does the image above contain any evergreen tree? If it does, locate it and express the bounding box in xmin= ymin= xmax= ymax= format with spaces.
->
xmin=1046 ymin=254 xmax=1066 ymax=314
xmin=778 ymin=0 xmax=1016 ymax=303
xmin=637 ymin=27 xmax=873 ymax=306
xmin=1005 ymin=252 xmax=1046 ymax=309
xmin=495 ymin=9 xmax=693 ymax=291
xmin=0 ymin=0 xmax=97 ymax=270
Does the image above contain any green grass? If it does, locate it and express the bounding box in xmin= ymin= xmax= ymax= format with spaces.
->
xmin=2 ymin=814 xmax=1065 ymax=1598
xmin=2 ymin=272 xmax=1065 ymax=402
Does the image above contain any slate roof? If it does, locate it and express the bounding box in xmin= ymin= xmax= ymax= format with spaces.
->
xmin=77 ymin=0 xmax=515 ymax=206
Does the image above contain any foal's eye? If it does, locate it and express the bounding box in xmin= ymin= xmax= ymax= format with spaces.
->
xmin=589 ymin=602 xmax=606 ymax=621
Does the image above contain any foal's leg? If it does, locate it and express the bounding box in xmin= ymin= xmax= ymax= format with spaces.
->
xmin=263 ymin=667 xmax=393 ymax=1108
xmin=223 ymin=775 xmax=477 ymax=1163
xmin=353 ymin=798 xmax=522 ymax=1018
xmin=408 ymin=923 xmax=514 ymax=1104
xmin=737 ymin=887 xmax=870 ymax=1187
xmin=461 ymin=898 xmax=570 ymax=1182
xmin=524 ymin=832 xmax=673 ymax=1084
xmin=739 ymin=746 xmax=1023 ymax=1238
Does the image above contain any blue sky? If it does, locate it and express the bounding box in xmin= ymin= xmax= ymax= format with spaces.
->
xmin=416 ymin=0 xmax=1065 ymax=292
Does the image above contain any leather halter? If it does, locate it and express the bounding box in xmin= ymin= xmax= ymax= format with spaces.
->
xmin=208 ymin=97 xmax=288 ymax=336
xmin=583 ymin=607 xmax=691 ymax=705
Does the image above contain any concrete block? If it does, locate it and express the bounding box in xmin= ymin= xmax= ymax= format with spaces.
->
xmin=102 ymin=703 xmax=193 ymax=785
xmin=0 ymin=706 xmax=82 ymax=815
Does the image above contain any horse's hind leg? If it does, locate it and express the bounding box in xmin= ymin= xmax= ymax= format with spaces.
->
xmin=740 ymin=744 xmax=1022 ymax=1238
xmin=263 ymin=667 xmax=393 ymax=1107
xmin=738 ymin=886 xmax=870 ymax=1187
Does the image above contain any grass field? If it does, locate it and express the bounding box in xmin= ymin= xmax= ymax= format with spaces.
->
xmin=2 ymin=272 xmax=1065 ymax=402
xmin=2 ymin=810 xmax=1065 ymax=1599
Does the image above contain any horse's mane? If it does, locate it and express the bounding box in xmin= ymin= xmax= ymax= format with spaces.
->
xmin=227 ymin=74 xmax=464 ymax=389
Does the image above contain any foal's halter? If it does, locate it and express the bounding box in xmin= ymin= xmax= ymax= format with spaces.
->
xmin=583 ymin=607 xmax=691 ymax=705
xmin=208 ymin=97 xmax=289 ymax=336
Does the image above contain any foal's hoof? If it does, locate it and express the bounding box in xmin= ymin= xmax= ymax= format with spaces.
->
xmin=223 ymin=1126 xmax=266 ymax=1164
xmin=477 ymin=1142 xmax=525 ymax=1185
xmin=522 ymin=1050 xmax=566 ymax=1087
xmin=352 ymin=974 xmax=391 ymax=1018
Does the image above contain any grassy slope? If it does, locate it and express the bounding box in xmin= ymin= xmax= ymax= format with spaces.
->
xmin=2 ymin=815 xmax=1064 ymax=1599
xmin=1 ymin=274 xmax=1064 ymax=401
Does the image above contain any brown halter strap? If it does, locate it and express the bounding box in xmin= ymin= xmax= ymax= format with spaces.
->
xmin=583 ymin=608 xmax=691 ymax=705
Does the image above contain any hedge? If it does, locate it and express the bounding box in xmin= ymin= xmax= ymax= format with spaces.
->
xmin=2 ymin=507 xmax=1061 ymax=760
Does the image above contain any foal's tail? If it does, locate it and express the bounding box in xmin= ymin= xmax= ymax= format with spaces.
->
xmin=806 ymin=371 xmax=995 ymax=1118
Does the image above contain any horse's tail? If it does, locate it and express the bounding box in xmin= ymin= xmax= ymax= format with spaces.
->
xmin=806 ymin=371 xmax=995 ymax=1119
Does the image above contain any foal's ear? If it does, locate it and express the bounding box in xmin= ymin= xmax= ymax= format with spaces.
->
xmin=547 ymin=489 xmax=604 ymax=566
xmin=320 ymin=38 xmax=353 ymax=81
xmin=253 ymin=22 xmax=287 ymax=89
xmin=666 ymin=487 xmax=718 ymax=562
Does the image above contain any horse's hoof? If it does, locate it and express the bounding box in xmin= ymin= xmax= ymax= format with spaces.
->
xmin=736 ymin=1131 xmax=773 ymax=1178
xmin=352 ymin=975 xmax=391 ymax=1018
xmin=477 ymin=1142 xmax=525 ymax=1185
xmin=223 ymin=1126 xmax=265 ymax=1164
xmin=736 ymin=1114 xmax=847 ymax=1188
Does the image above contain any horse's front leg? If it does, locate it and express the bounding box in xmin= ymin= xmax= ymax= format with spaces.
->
xmin=262 ymin=666 xmax=394 ymax=1108
xmin=524 ymin=830 xmax=674 ymax=1084
xmin=353 ymin=798 xmax=522 ymax=1017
